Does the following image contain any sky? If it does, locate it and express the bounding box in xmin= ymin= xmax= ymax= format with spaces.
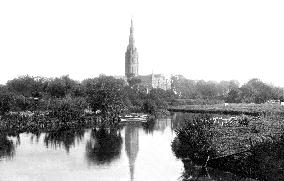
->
xmin=0 ymin=0 xmax=284 ymax=86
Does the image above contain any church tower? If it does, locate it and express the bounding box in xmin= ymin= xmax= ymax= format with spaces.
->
xmin=125 ymin=19 xmax=139 ymax=79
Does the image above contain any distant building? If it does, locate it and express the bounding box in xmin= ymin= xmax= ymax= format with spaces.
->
xmin=119 ymin=19 xmax=171 ymax=91
xmin=137 ymin=74 xmax=171 ymax=91
xmin=125 ymin=19 xmax=139 ymax=79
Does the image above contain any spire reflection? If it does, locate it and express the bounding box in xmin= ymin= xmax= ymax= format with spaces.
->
xmin=125 ymin=124 xmax=139 ymax=181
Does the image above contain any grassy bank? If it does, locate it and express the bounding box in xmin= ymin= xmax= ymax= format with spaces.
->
xmin=168 ymin=103 xmax=284 ymax=116
xmin=171 ymin=113 xmax=284 ymax=180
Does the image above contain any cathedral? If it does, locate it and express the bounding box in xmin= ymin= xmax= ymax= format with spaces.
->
xmin=124 ymin=19 xmax=171 ymax=90
xmin=125 ymin=19 xmax=139 ymax=79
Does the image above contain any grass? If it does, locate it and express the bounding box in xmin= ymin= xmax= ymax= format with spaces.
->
xmin=168 ymin=103 xmax=284 ymax=116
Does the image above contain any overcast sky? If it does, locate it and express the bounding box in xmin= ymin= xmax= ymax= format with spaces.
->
xmin=0 ymin=0 xmax=284 ymax=86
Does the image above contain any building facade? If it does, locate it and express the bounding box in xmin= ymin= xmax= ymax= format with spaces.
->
xmin=137 ymin=74 xmax=171 ymax=91
xmin=123 ymin=19 xmax=171 ymax=91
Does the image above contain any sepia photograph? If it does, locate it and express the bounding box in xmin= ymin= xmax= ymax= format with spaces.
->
xmin=1 ymin=0 xmax=284 ymax=180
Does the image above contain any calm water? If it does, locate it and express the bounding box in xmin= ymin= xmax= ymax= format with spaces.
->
xmin=0 ymin=117 xmax=185 ymax=181
xmin=0 ymin=114 xmax=255 ymax=181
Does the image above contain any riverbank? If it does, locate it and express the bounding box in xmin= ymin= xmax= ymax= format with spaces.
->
xmin=168 ymin=103 xmax=284 ymax=116
xmin=171 ymin=112 xmax=284 ymax=180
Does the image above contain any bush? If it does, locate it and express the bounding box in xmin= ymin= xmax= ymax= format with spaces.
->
xmin=48 ymin=96 xmax=88 ymax=126
xmin=171 ymin=114 xmax=216 ymax=164
xmin=0 ymin=90 xmax=13 ymax=115
xmin=86 ymin=76 xmax=127 ymax=123
xmin=12 ymin=95 xmax=31 ymax=111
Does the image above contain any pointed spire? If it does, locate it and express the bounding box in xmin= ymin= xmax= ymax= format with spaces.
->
xmin=131 ymin=18 xmax=133 ymax=32
xmin=129 ymin=19 xmax=135 ymax=45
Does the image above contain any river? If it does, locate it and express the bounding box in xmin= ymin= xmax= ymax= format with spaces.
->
xmin=0 ymin=114 xmax=256 ymax=181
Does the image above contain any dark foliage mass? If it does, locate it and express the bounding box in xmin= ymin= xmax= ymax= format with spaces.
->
xmin=85 ymin=128 xmax=122 ymax=165
xmin=0 ymin=88 xmax=13 ymax=116
xmin=85 ymin=75 xmax=128 ymax=124
xmin=1 ymin=74 xmax=284 ymax=134
xmin=0 ymin=134 xmax=15 ymax=159
xmin=171 ymin=114 xmax=217 ymax=164
xmin=44 ymin=129 xmax=85 ymax=153
xmin=172 ymin=113 xmax=284 ymax=180
xmin=171 ymin=76 xmax=284 ymax=104
xmin=0 ymin=74 xmax=173 ymax=134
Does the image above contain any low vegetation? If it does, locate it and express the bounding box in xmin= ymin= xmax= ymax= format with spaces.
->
xmin=171 ymin=113 xmax=284 ymax=180
xmin=0 ymin=75 xmax=169 ymax=133
xmin=169 ymin=103 xmax=284 ymax=116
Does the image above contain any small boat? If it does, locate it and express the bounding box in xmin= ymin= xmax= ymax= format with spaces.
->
xmin=120 ymin=113 xmax=149 ymax=123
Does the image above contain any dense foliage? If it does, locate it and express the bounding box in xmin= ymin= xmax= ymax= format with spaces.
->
xmin=0 ymin=74 xmax=172 ymax=132
xmin=85 ymin=76 xmax=128 ymax=124
xmin=172 ymin=113 xmax=284 ymax=180
xmin=0 ymin=88 xmax=13 ymax=116
xmin=1 ymin=74 xmax=284 ymax=132
xmin=171 ymin=114 xmax=217 ymax=163
xmin=171 ymin=76 xmax=284 ymax=104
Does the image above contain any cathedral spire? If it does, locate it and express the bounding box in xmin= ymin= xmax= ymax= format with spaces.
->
xmin=125 ymin=18 xmax=139 ymax=79
xmin=129 ymin=19 xmax=135 ymax=45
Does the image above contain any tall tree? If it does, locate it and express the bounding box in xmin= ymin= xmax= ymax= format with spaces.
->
xmin=86 ymin=75 xmax=127 ymax=124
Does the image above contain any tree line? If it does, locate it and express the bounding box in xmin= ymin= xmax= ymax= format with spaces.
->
xmin=0 ymin=75 xmax=169 ymax=120
xmin=1 ymin=74 xmax=283 ymax=117
xmin=171 ymin=75 xmax=284 ymax=104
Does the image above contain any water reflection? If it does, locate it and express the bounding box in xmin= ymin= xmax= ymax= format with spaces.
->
xmin=0 ymin=134 xmax=15 ymax=160
xmin=85 ymin=128 xmax=122 ymax=165
xmin=142 ymin=118 xmax=156 ymax=134
xmin=142 ymin=117 xmax=172 ymax=134
xmin=180 ymin=160 xmax=253 ymax=181
xmin=44 ymin=129 xmax=85 ymax=153
xmin=30 ymin=131 xmax=41 ymax=144
xmin=125 ymin=124 xmax=139 ymax=181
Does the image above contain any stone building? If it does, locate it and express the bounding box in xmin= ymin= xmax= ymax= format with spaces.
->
xmin=137 ymin=74 xmax=171 ymax=91
xmin=125 ymin=19 xmax=139 ymax=79
xmin=123 ymin=19 xmax=171 ymax=91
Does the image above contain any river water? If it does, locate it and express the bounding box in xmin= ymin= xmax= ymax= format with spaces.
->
xmin=0 ymin=114 xmax=256 ymax=181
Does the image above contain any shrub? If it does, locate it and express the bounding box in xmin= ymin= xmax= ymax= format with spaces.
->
xmin=12 ymin=95 xmax=31 ymax=111
xmin=171 ymin=114 xmax=216 ymax=164
xmin=86 ymin=76 xmax=127 ymax=123
xmin=48 ymin=96 xmax=88 ymax=127
xmin=0 ymin=90 xmax=13 ymax=116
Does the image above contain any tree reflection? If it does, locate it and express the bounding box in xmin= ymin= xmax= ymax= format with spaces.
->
xmin=179 ymin=160 xmax=211 ymax=181
xmin=142 ymin=118 xmax=156 ymax=134
xmin=0 ymin=134 xmax=15 ymax=160
xmin=44 ymin=129 xmax=85 ymax=153
xmin=180 ymin=160 xmax=248 ymax=181
xmin=142 ymin=118 xmax=171 ymax=134
xmin=30 ymin=131 xmax=41 ymax=144
xmin=85 ymin=128 xmax=122 ymax=165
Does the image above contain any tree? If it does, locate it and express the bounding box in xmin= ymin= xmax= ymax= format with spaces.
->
xmin=239 ymin=78 xmax=274 ymax=103
xmin=226 ymin=89 xmax=241 ymax=103
xmin=171 ymin=75 xmax=197 ymax=98
xmin=128 ymin=77 xmax=141 ymax=88
xmin=86 ymin=75 xmax=127 ymax=124
xmin=0 ymin=88 xmax=13 ymax=115
xmin=196 ymin=80 xmax=218 ymax=99
xmin=47 ymin=75 xmax=82 ymax=98
xmin=6 ymin=75 xmax=48 ymax=98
